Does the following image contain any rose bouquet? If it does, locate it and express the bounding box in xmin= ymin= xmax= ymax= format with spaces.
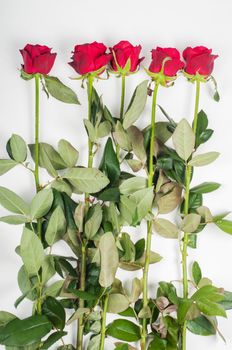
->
xmin=0 ymin=41 xmax=231 ymax=350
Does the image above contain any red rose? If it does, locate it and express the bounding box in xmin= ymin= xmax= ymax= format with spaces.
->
xmin=183 ymin=46 xmax=218 ymax=76
xmin=149 ymin=47 xmax=184 ymax=76
xmin=69 ymin=41 xmax=112 ymax=75
xmin=110 ymin=40 xmax=144 ymax=73
xmin=20 ymin=44 xmax=56 ymax=75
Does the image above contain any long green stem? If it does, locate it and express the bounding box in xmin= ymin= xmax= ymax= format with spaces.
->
xmin=77 ymin=75 xmax=94 ymax=350
xmin=181 ymin=79 xmax=201 ymax=350
xmin=34 ymin=74 xmax=43 ymax=317
xmin=99 ymin=293 xmax=109 ymax=350
xmin=77 ymin=244 xmax=87 ymax=350
xmin=116 ymin=75 xmax=126 ymax=159
xmin=141 ymin=82 xmax=159 ymax=349
xmin=34 ymin=74 xmax=40 ymax=193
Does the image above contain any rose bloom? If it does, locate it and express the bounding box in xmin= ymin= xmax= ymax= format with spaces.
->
xmin=20 ymin=44 xmax=57 ymax=74
xmin=183 ymin=46 xmax=218 ymax=76
xmin=149 ymin=47 xmax=184 ymax=76
xmin=110 ymin=40 xmax=144 ymax=72
xmin=69 ymin=41 xmax=112 ymax=75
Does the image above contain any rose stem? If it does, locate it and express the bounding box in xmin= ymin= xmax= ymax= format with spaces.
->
xmin=33 ymin=73 xmax=43 ymax=315
xmin=99 ymin=292 xmax=109 ymax=350
xmin=77 ymin=74 xmax=94 ymax=350
xmin=141 ymin=81 xmax=159 ymax=349
xmin=181 ymin=78 xmax=200 ymax=350
xmin=116 ymin=74 xmax=126 ymax=159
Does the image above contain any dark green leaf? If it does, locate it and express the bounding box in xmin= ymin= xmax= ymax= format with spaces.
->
xmin=148 ymin=334 xmax=167 ymax=349
xmin=187 ymin=315 xmax=216 ymax=336
xmin=44 ymin=76 xmax=80 ymax=104
xmin=0 ymin=315 xmax=52 ymax=346
xmin=192 ymin=261 xmax=202 ymax=286
xmin=106 ymin=319 xmax=141 ymax=341
xmin=100 ymin=138 xmax=120 ymax=185
xmin=135 ymin=239 xmax=145 ymax=260
xmin=42 ymin=296 xmax=65 ymax=330
xmin=41 ymin=331 xmax=67 ymax=349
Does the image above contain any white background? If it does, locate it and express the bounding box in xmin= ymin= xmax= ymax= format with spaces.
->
xmin=0 ymin=0 xmax=232 ymax=349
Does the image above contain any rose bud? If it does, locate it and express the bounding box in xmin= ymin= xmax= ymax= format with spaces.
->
xmin=20 ymin=44 xmax=57 ymax=75
xmin=183 ymin=46 xmax=218 ymax=77
xmin=110 ymin=40 xmax=144 ymax=74
xmin=146 ymin=47 xmax=184 ymax=85
xmin=69 ymin=41 xmax=112 ymax=76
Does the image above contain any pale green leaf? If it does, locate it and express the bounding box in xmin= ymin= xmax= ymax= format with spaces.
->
xmin=45 ymin=206 xmax=66 ymax=246
xmin=20 ymin=228 xmax=45 ymax=275
xmin=64 ymin=168 xmax=109 ymax=193
xmin=188 ymin=152 xmax=220 ymax=167
xmin=123 ymin=80 xmax=148 ymax=129
xmin=0 ymin=186 xmax=29 ymax=215
xmin=0 ymin=159 xmax=17 ymax=175
xmin=153 ymin=218 xmax=179 ymax=239
xmin=172 ymin=119 xmax=195 ymax=161
xmin=9 ymin=134 xmax=27 ymax=162
xmin=58 ymin=139 xmax=79 ymax=168
xmin=182 ymin=213 xmax=201 ymax=233
xmin=85 ymin=203 xmax=102 ymax=239
xmin=30 ymin=189 xmax=53 ymax=219
xmin=99 ymin=232 xmax=119 ymax=288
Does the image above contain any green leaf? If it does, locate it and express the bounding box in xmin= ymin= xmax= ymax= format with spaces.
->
xmin=188 ymin=152 xmax=220 ymax=167
xmin=214 ymin=91 xmax=220 ymax=102
xmin=178 ymin=298 xmax=193 ymax=324
xmin=100 ymin=138 xmax=120 ymax=185
xmin=0 ymin=187 xmax=29 ymax=215
xmin=20 ymin=228 xmax=45 ymax=275
xmin=155 ymin=121 xmax=173 ymax=144
xmin=9 ymin=134 xmax=27 ymax=162
xmin=45 ymin=206 xmax=66 ymax=246
xmin=119 ymin=177 xmax=147 ymax=195
xmin=87 ymin=334 xmax=101 ymax=350
xmin=196 ymin=298 xmax=226 ymax=317
xmin=99 ymin=232 xmax=119 ymax=288
xmin=148 ymin=335 xmax=167 ymax=349
xmin=58 ymin=139 xmax=79 ymax=167
xmin=0 ymin=311 xmax=16 ymax=327
xmin=85 ymin=203 xmax=102 ymax=239
xmin=120 ymin=195 xmax=137 ymax=225
xmin=41 ymin=331 xmax=67 ymax=349
xmin=107 ymin=294 xmax=130 ymax=313
xmin=68 ymin=289 xmax=96 ymax=300
xmin=192 ymin=261 xmax=202 ymax=286
xmin=220 ymin=291 xmax=232 ymax=310
xmin=215 ymin=219 xmax=232 ymax=235
xmin=153 ymin=218 xmax=179 ymax=239
xmin=29 ymin=143 xmax=66 ymax=177
xmin=0 ymin=315 xmax=52 ymax=346
xmin=42 ymin=296 xmax=65 ymax=330
xmin=97 ymin=121 xmax=112 ymax=138
xmin=127 ymin=126 xmax=147 ymax=163
xmin=123 ymin=80 xmax=148 ymax=129
xmin=187 ymin=315 xmax=216 ymax=335
xmin=191 ymin=182 xmax=221 ymax=194
xmin=44 ymin=76 xmax=80 ymax=104
xmin=67 ymin=308 xmax=90 ymax=325
xmin=106 ymin=319 xmax=141 ymax=341
xmin=130 ymin=187 xmax=154 ymax=223
xmin=172 ymin=119 xmax=195 ymax=161
xmin=30 ymin=188 xmax=53 ymax=219
xmin=0 ymin=215 xmax=28 ymax=225
xmin=181 ymin=214 xmax=201 ymax=233
xmin=0 ymin=159 xmax=17 ymax=175
xmin=17 ymin=265 xmax=37 ymax=301
xmin=41 ymin=256 xmax=55 ymax=284
xmin=64 ymin=167 xmax=109 ymax=193
xmin=45 ymin=280 xmax=64 ymax=297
